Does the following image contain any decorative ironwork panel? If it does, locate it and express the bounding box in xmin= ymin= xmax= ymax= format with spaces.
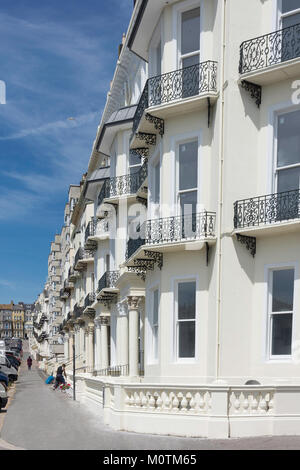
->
xmin=97 ymin=162 xmax=148 ymax=207
xmin=84 ymin=292 xmax=96 ymax=309
xmin=145 ymin=212 xmax=216 ymax=244
xmin=239 ymin=22 xmax=300 ymax=74
xmin=241 ymin=80 xmax=262 ymax=107
xmin=236 ymin=234 xmax=257 ymax=258
xmin=98 ymin=271 xmax=120 ymax=292
xmin=234 ymin=189 xmax=300 ymax=229
xmin=126 ymin=237 xmax=145 ymax=260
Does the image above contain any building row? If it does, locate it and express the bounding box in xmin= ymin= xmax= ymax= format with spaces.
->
xmin=31 ymin=0 xmax=300 ymax=439
xmin=0 ymin=302 xmax=34 ymax=339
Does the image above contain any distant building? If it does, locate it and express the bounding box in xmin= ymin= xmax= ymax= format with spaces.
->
xmin=0 ymin=302 xmax=13 ymax=338
xmin=0 ymin=301 xmax=34 ymax=339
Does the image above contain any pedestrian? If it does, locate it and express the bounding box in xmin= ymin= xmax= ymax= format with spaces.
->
xmin=53 ymin=364 xmax=67 ymax=390
xmin=27 ymin=356 xmax=32 ymax=370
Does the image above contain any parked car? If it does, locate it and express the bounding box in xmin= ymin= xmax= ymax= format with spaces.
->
xmin=5 ymin=354 xmax=19 ymax=371
xmin=0 ymin=371 xmax=8 ymax=388
xmin=0 ymin=355 xmax=18 ymax=382
xmin=0 ymin=382 xmax=8 ymax=410
xmin=5 ymin=351 xmax=21 ymax=367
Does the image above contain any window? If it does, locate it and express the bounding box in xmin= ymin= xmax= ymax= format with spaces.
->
xmin=129 ymin=149 xmax=141 ymax=175
xmin=268 ymin=268 xmax=294 ymax=357
xmin=280 ymin=0 xmax=300 ymax=28
xmin=151 ymin=289 xmax=159 ymax=361
xmin=276 ymin=110 xmax=300 ymax=194
xmin=176 ymin=281 xmax=196 ymax=359
xmin=180 ymin=7 xmax=200 ymax=98
xmin=178 ymin=140 xmax=198 ymax=216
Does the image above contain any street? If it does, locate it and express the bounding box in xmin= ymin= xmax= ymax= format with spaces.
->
xmin=0 ymin=343 xmax=300 ymax=450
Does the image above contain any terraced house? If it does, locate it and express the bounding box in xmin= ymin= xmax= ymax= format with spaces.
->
xmin=32 ymin=0 xmax=300 ymax=439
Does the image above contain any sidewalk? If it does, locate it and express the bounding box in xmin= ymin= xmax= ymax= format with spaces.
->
xmin=1 ymin=345 xmax=300 ymax=449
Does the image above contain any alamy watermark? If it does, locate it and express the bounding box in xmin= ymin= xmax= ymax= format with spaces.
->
xmin=0 ymin=80 xmax=6 ymax=104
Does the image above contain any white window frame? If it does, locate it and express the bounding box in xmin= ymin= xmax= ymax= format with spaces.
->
xmin=175 ymin=135 xmax=201 ymax=217
xmin=277 ymin=0 xmax=300 ymax=28
xmin=264 ymin=262 xmax=297 ymax=362
xmin=173 ymin=276 xmax=198 ymax=363
xmin=147 ymin=285 xmax=160 ymax=364
xmin=173 ymin=0 xmax=202 ymax=70
xmin=149 ymin=144 xmax=161 ymax=219
xmin=149 ymin=15 xmax=163 ymax=78
xmin=271 ymin=104 xmax=300 ymax=193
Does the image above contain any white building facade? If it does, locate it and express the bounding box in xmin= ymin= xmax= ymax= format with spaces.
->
xmin=33 ymin=0 xmax=300 ymax=439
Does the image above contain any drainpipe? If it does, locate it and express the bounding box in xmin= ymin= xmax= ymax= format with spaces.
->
xmin=215 ymin=0 xmax=227 ymax=380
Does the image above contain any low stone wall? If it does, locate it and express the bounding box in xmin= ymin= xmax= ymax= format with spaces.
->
xmin=65 ymin=375 xmax=300 ymax=438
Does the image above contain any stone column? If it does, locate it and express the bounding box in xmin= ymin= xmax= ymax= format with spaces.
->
xmin=87 ymin=324 xmax=94 ymax=372
xmin=64 ymin=332 xmax=69 ymax=362
xmin=79 ymin=322 xmax=85 ymax=367
xmin=116 ymin=302 xmax=128 ymax=374
xmin=84 ymin=327 xmax=89 ymax=371
xmin=127 ymin=296 xmax=142 ymax=378
xmin=100 ymin=316 xmax=110 ymax=370
xmin=94 ymin=318 xmax=101 ymax=371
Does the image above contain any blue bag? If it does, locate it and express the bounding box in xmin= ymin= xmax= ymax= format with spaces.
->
xmin=45 ymin=375 xmax=54 ymax=384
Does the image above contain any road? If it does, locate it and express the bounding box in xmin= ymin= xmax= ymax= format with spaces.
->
xmin=1 ymin=342 xmax=300 ymax=450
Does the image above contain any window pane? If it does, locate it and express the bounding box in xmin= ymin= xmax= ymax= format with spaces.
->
xmin=129 ymin=151 xmax=141 ymax=166
xmin=282 ymin=0 xmax=300 ymax=13
xmin=182 ymin=54 xmax=200 ymax=69
xmin=277 ymin=111 xmax=300 ymax=167
xmin=179 ymin=321 xmax=195 ymax=357
xmin=282 ymin=11 xmax=300 ymax=27
xmin=180 ymin=191 xmax=197 ymax=216
xmin=277 ymin=167 xmax=300 ymax=193
xmin=129 ymin=165 xmax=141 ymax=175
xmin=179 ymin=140 xmax=198 ymax=190
xmin=271 ymin=313 xmax=293 ymax=355
xmin=272 ymin=269 xmax=294 ymax=312
xmin=153 ymin=289 xmax=159 ymax=325
xmin=154 ymin=162 xmax=160 ymax=204
xmin=181 ymin=8 xmax=200 ymax=55
xmin=178 ymin=282 xmax=196 ymax=319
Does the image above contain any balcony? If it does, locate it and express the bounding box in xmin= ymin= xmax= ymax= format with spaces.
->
xmin=234 ymin=189 xmax=300 ymax=237
xmin=84 ymin=218 xmax=109 ymax=248
xmin=68 ymin=266 xmax=78 ymax=282
xmin=83 ymin=292 xmax=96 ymax=315
xmin=59 ymin=288 xmax=69 ymax=300
xmin=74 ymin=303 xmax=84 ymax=320
xmin=97 ymin=271 xmax=119 ymax=305
xmin=126 ymin=212 xmax=216 ymax=260
xmin=97 ymin=161 xmax=148 ymax=209
xmin=74 ymin=247 xmax=94 ymax=271
xmin=239 ymin=22 xmax=300 ymax=85
xmin=130 ymin=61 xmax=218 ymax=149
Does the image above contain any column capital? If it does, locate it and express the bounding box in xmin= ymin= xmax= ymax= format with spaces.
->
xmin=94 ymin=317 xmax=102 ymax=328
xmin=127 ymin=296 xmax=143 ymax=311
xmin=99 ymin=316 xmax=110 ymax=326
xmin=116 ymin=302 xmax=128 ymax=317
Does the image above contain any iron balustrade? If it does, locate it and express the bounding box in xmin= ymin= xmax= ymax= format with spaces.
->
xmin=97 ymin=162 xmax=148 ymax=207
xmin=84 ymin=292 xmax=96 ymax=309
xmin=74 ymin=247 xmax=94 ymax=266
xmin=239 ymin=22 xmax=300 ymax=74
xmin=98 ymin=271 xmax=120 ymax=293
xmin=74 ymin=303 xmax=84 ymax=319
xmin=126 ymin=212 xmax=216 ymax=259
xmin=85 ymin=218 xmax=97 ymax=243
xmin=234 ymin=189 xmax=300 ymax=229
xmin=126 ymin=236 xmax=145 ymax=260
xmin=131 ymin=61 xmax=218 ymax=138
xmin=93 ymin=364 xmax=129 ymax=377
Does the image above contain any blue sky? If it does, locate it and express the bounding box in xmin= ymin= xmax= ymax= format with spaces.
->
xmin=0 ymin=0 xmax=132 ymax=303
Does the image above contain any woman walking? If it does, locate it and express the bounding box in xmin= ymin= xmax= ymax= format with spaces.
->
xmin=27 ymin=356 xmax=33 ymax=370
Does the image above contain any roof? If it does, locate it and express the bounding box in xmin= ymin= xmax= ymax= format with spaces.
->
xmin=0 ymin=304 xmax=13 ymax=310
xmin=105 ymin=105 xmax=137 ymax=125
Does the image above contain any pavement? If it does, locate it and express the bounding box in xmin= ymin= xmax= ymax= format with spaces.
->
xmin=2 ymin=342 xmax=300 ymax=450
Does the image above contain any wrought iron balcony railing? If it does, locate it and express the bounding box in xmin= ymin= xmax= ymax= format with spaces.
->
xmin=132 ymin=61 xmax=218 ymax=138
xmin=98 ymin=271 xmax=120 ymax=293
xmin=126 ymin=212 xmax=216 ymax=259
xmin=84 ymin=292 xmax=96 ymax=309
xmin=239 ymin=22 xmax=300 ymax=74
xmin=74 ymin=247 xmax=94 ymax=267
xmin=85 ymin=218 xmax=97 ymax=243
xmin=97 ymin=161 xmax=148 ymax=207
xmin=234 ymin=189 xmax=300 ymax=229
xmin=93 ymin=364 xmax=129 ymax=377
xmin=74 ymin=303 xmax=84 ymax=319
